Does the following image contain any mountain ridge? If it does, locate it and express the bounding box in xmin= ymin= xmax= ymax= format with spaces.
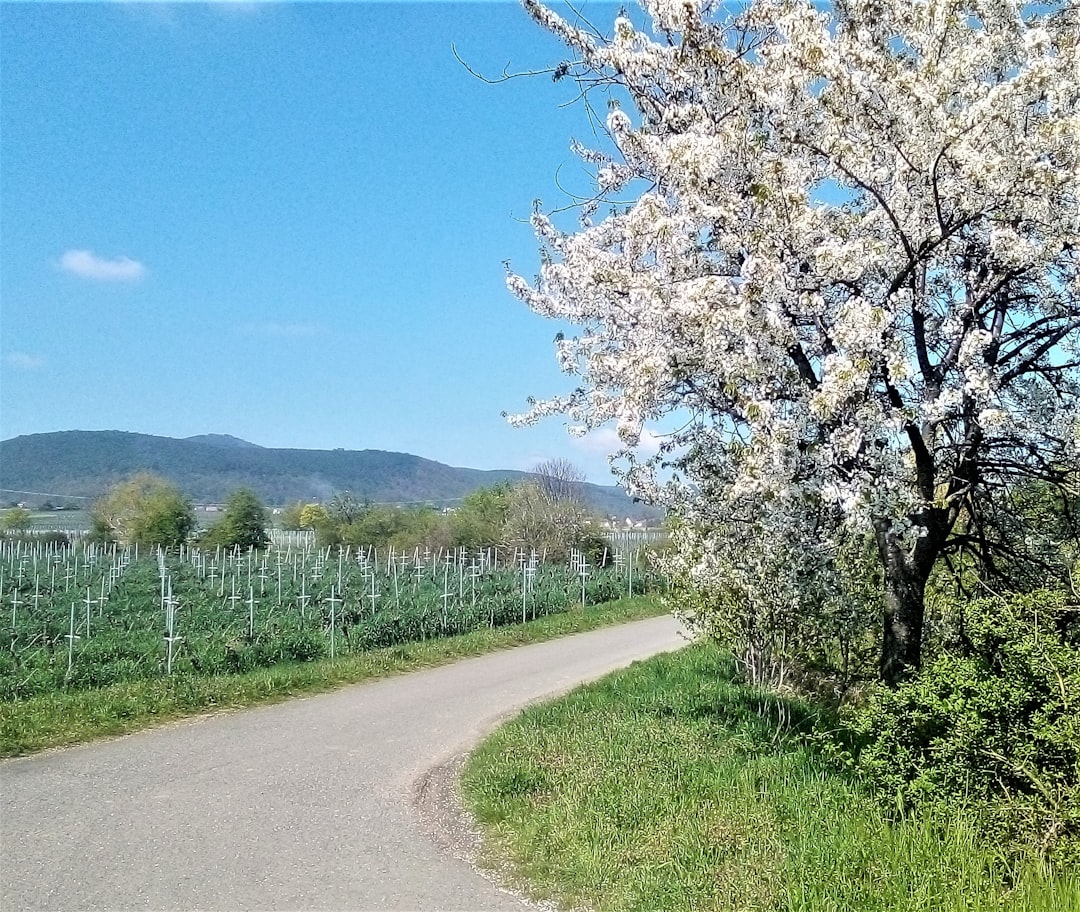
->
xmin=184 ymin=434 xmax=264 ymax=449
xmin=0 ymin=431 xmax=659 ymax=520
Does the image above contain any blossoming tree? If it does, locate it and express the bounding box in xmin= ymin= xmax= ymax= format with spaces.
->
xmin=508 ymin=0 xmax=1080 ymax=682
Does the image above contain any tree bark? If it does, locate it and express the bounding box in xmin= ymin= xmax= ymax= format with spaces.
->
xmin=875 ymin=519 xmax=933 ymax=685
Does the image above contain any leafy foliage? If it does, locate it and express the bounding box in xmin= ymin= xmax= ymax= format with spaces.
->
xmin=200 ymin=488 xmax=270 ymax=550
xmin=299 ymin=503 xmax=332 ymax=535
xmin=942 ymin=479 xmax=1080 ymax=596
xmin=305 ymin=479 xmax=615 ymax=564
xmin=464 ymin=641 xmax=1078 ymax=910
xmin=844 ymin=590 xmax=1080 ymax=868
xmin=278 ymin=501 xmax=308 ymax=531
xmin=91 ymin=473 xmax=194 ymax=547
xmin=339 ymin=504 xmax=448 ymax=552
xmin=0 ymin=508 xmax=32 ymax=533
xmin=449 ymin=483 xmax=513 ymax=549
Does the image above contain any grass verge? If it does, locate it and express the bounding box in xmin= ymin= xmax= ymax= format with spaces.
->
xmin=461 ymin=642 xmax=1080 ymax=912
xmin=0 ymin=595 xmax=665 ymax=758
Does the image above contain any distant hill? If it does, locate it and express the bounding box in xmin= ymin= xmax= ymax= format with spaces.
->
xmin=184 ymin=434 xmax=264 ymax=449
xmin=0 ymin=431 xmax=660 ymax=520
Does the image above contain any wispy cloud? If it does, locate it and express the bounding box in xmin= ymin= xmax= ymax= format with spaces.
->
xmin=4 ymin=351 xmax=45 ymax=371
xmin=59 ymin=249 xmax=147 ymax=282
xmin=242 ymin=321 xmax=324 ymax=338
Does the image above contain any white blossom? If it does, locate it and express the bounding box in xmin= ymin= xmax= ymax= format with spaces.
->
xmin=510 ymin=0 xmax=1080 ymax=675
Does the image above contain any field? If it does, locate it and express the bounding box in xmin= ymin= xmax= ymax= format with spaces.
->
xmin=0 ymin=539 xmax=658 ymax=703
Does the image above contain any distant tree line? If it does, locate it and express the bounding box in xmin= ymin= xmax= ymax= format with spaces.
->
xmin=280 ymin=459 xmax=613 ymax=564
xmin=87 ymin=474 xmax=269 ymax=551
xmin=75 ymin=461 xmax=613 ymax=562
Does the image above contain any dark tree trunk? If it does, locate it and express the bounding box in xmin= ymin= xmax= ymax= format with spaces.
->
xmin=875 ymin=518 xmax=937 ymax=686
xmin=878 ymin=549 xmax=927 ymax=685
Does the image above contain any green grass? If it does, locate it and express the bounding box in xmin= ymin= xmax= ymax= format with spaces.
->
xmin=0 ymin=594 xmax=665 ymax=757
xmin=462 ymin=643 xmax=1080 ymax=912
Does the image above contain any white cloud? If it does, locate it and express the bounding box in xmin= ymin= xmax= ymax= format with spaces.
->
xmin=4 ymin=351 xmax=45 ymax=371
xmin=59 ymin=249 xmax=146 ymax=282
xmin=572 ymin=426 xmax=664 ymax=459
xmin=518 ymin=453 xmax=555 ymax=473
xmin=242 ymin=322 xmax=323 ymax=338
xmin=509 ymin=428 xmax=667 ymax=485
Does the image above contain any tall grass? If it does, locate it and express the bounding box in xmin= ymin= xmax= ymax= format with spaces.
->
xmin=462 ymin=643 xmax=1080 ymax=912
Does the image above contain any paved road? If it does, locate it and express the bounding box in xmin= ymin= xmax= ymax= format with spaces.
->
xmin=1 ymin=615 xmax=687 ymax=911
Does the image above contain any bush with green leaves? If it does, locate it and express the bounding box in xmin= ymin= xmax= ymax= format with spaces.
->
xmin=91 ymin=473 xmax=194 ymax=548
xmin=1 ymin=507 xmax=33 ymax=533
xmin=338 ymin=504 xmax=448 ymax=552
xmin=200 ymin=488 xmax=270 ymax=550
xmin=449 ymin=483 xmax=512 ymax=550
xmin=844 ymin=589 xmax=1080 ymax=870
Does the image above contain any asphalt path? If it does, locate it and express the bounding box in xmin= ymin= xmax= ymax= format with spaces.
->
xmin=1 ymin=614 xmax=687 ymax=911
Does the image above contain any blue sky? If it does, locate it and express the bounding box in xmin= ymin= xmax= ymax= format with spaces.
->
xmin=1 ymin=0 xmax=642 ymax=482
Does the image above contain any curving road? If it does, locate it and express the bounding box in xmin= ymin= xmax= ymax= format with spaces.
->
xmin=1 ymin=615 xmax=687 ymax=911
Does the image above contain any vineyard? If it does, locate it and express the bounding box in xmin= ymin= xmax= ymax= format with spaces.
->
xmin=0 ymin=539 xmax=661 ymax=702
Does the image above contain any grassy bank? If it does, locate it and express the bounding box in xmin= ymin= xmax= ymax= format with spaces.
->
xmin=0 ymin=594 xmax=665 ymax=757
xmin=462 ymin=643 xmax=1079 ymax=912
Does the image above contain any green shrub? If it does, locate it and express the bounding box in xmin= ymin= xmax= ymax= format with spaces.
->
xmin=199 ymin=489 xmax=270 ymax=551
xmin=844 ymin=590 xmax=1080 ymax=870
xmin=66 ymin=636 xmax=154 ymax=689
xmin=577 ymin=529 xmax=615 ymax=567
xmin=275 ymin=627 xmax=327 ymax=664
